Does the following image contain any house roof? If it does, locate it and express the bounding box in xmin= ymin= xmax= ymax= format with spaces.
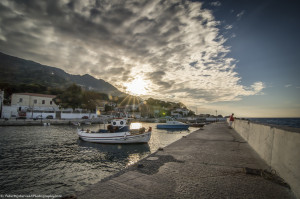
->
xmin=13 ymin=93 xmax=56 ymax=98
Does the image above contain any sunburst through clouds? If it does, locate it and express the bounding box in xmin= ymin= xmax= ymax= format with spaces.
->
xmin=124 ymin=77 xmax=149 ymax=96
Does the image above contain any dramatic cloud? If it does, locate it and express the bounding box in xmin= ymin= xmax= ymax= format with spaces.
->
xmin=224 ymin=24 xmax=233 ymax=30
xmin=285 ymin=84 xmax=292 ymax=88
xmin=236 ymin=10 xmax=245 ymax=20
xmin=210 ymin=1 xmax=221 ymax=7
xmin=0 ymin=0 xmax=264 ymax=107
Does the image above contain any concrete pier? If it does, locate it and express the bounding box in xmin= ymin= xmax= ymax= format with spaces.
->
xmin=74 ymin=122 xmax=295 ymax=199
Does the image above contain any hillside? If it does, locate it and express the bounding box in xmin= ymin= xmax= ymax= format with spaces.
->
xmin=0 ymin=52 xmax=123 ymax=96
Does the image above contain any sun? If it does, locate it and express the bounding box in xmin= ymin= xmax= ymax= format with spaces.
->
xmin=125 ymin=77 xmax=148 ymax=95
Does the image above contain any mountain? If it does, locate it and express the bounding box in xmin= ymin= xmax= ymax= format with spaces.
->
xmin=68 ymin=74 xmax=122 ymax=96
xmin=0 ymin=52 xmax=124 ymax=96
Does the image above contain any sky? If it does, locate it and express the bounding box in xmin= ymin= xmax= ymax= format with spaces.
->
xmin=0 ymin=0 xmax=299 ymax=117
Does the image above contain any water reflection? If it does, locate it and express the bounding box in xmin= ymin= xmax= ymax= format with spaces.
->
xmin=77 ymin=139 xmax=150 ymax=155
xmin=77 ymin=139 xmax=150 ymax=167
xmin=127 ymin=153 xmax=141 ymax=166
xmin=0 ymin=124 xmax=196 ymax=196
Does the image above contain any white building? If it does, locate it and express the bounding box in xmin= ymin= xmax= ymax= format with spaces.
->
xmin=0 ymin=93 xmax=58 ymax=119
xmin=11 ymin=93 xmax=58 ymax=111
xmin=171 ymin=108 xmax=190 ymax=118
xmin=1 ymin=92 xmax=98 ymax=119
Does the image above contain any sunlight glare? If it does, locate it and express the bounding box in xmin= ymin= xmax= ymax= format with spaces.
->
xmin=127 ymin=153 xmax=140 ymax=166
xmin=125 ymin=77 xmax=148 ymax=95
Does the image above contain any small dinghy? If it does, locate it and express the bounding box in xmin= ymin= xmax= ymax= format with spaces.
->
xmin=77 ymin=118 xmax=152 ymax=144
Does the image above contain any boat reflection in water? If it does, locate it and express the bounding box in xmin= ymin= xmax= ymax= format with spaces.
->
xmin=77 ymin=139 xmax=151 ymax=154
xmin=77 ymin=139 xmax=150 ymax=166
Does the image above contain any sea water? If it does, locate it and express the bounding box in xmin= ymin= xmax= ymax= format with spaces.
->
xmin=247 ymin=118 xmax=300 ymax=128
xmin=0 ymin=123 xmax=198 ymax=196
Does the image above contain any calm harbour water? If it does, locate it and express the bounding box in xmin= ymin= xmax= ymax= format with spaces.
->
xmin=0 ymin=123 xmax=198 ymax=196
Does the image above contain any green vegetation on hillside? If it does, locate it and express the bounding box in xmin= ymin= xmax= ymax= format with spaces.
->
xmin=0 ymin=51 xmax=122 ymax=95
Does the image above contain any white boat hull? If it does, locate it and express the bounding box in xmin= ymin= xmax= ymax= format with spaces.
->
xmin=77 ymin=130 xmax=151 ymax=144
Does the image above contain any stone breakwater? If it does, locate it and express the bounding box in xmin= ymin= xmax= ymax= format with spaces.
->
xmin=230 ymin=119 xmax=300 ymax=199
xmin=70 ymin=122 xmax=294 ymax=199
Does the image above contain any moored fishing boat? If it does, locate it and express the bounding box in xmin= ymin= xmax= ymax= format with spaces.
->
xmin=156 ymin=119 xmax=189 ymax=130
xmin=77 ymin=118 xmax=152 ymax=144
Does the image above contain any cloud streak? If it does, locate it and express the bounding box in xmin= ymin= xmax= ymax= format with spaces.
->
xmin=0 ymin=0 xmax=264 ymax=106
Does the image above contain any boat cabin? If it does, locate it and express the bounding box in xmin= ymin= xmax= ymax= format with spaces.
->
xmin=111 ymin=119 xmax=127 ymax=127
xmin=96 ymin=119 xmax=129 ymax=133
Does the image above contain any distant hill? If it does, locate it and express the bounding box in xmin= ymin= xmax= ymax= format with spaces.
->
xmin=0 ymin=52 xmax=124 ymax=96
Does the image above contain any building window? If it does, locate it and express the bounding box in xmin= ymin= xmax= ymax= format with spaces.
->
xmin=34 ymin=99 xmax=37 ymax=104
xmin=19 ymin=98 xmax=23 ymax=103
xmin=50 ymin=101 xmax=53 ymax=105
xmin=42 ymin=100 xmax=45 ymax=104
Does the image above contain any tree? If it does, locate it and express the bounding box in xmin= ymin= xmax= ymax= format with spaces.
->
xmin=139 ymin=103 xmax=149 ymax=117
xmin=54 ymin=84 xmax=82 ymax=110
xmin=47 ymin=87 xmax=64 ymax=95
xmin=105 ymin=104 xmax=113 ymax=112
xmin=188 ymin=110 xmax=195 ymax=116
xmin=82 ymin=90 xmax=108 ymax=112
